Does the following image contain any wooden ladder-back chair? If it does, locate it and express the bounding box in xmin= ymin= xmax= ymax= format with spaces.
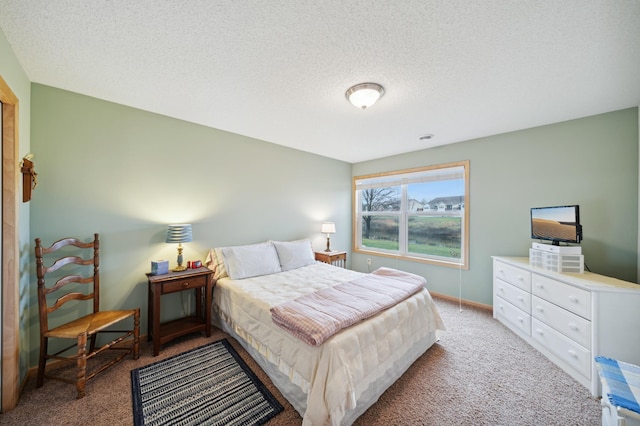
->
xmin=35 ymin=233 xmax=140 ymax=398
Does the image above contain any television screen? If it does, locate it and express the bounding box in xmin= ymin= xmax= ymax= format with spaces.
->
xmin=531 ymin=205 xmax=582 ymax=245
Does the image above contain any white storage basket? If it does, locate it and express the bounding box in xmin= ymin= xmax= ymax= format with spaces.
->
xmin=529 ymin=248 xmax=584 ymax=273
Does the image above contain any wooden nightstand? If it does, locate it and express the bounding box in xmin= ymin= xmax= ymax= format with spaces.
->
xmin=146 ymin=267 xmax=214 ymax=356
xmin=315 ymin=251 xmax=347 ymax=268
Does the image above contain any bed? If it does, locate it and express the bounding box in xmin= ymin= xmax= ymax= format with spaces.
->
xmin=205 ymin=240 xmax=445 ymax=425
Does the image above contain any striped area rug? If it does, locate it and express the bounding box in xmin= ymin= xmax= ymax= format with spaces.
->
xmin=131 ymin=339 xmax=283 ymax=426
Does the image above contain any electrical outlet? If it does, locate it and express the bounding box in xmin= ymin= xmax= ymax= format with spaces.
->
xmin=367 ymin=258 xmax=372 ymax=265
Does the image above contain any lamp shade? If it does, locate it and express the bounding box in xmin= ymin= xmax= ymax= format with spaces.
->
xmin=321 ymin=222 xmax=336 ymax=234
xmin=166 ymin=224 xmax=193 ymax=244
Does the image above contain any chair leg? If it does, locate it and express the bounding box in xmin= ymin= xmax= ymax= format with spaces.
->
xmin=76 ymin=332 xmax=88 ymax=399
xmin=133 ymin=308 xmax=140 ymax=360
xmin=36 ymin=336 xmax=48 ymax=388
xmin=89 ymin=333 xmax=97 ymax=354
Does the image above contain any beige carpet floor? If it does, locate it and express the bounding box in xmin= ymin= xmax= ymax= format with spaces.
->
xmin=0 ymin=297 xmax=602 ymax=425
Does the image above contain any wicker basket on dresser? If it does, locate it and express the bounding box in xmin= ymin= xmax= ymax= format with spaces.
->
xmin=492 ymin=256 xmax=640 ymax=397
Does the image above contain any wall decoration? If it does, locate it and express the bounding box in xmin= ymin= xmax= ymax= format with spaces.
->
xmin=20 ymin=153 xmax=37 ymax=202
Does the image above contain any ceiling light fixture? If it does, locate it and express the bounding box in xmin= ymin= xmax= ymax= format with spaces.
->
xmin=345 ymin=82 xmax=385 ymax=110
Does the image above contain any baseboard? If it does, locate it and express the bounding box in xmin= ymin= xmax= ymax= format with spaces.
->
xmin=430 ymin=291 xmax=492 ymax=312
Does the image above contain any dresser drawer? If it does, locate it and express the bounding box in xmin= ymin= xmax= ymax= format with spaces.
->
xmin=494 ymin=295 xmax=531 ymax=337
xmin=532 ymin=295 xmax=591 ymax=348
xmin=161 ymin=275 xmax=207 ymax=294
xmin=531 ymin=273 xmax=591 ymax=320
xmin=532 ymin=318 xmax=591 ymax=379
xmin=494 ymin=261 xmax=531 ymax=292
xmin=495 ymin=279 xmax=531 ymax=314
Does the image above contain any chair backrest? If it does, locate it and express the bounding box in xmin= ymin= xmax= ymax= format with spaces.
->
xmin=35 ymin=233 xmax=100 ymax=334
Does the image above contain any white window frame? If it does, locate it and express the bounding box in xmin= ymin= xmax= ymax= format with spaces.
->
xmin=352 ymin=160 xmax=469 ymax=269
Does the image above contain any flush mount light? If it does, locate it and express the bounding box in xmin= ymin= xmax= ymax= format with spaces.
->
xmin=345 ymin=82 xmax=385 ymax=110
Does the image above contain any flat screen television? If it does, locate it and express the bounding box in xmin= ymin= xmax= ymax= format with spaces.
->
xmin=530 ymin=205 xmax=582 ymax=245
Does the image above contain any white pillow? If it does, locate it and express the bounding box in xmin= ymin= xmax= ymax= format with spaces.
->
xmin=273 ymin=239 xmax=316 ymax=271
xmin=222 ymin=242 xmax=282 ymax=280
xmin=204 ymin=248 xmax=228 ymax=280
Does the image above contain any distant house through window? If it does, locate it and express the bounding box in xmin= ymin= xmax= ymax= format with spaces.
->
xmin=353 ymin=160 xmax=469 ymax=269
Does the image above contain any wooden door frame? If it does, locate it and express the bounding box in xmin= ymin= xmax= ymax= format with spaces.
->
xmin=1 ymin=73 xmax=20 ymax=412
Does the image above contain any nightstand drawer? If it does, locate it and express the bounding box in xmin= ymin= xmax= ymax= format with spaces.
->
xmin=315 ymin=251 xmax=347 ymax=268
xmin=162 ymin=275 xmax=206 ymax=294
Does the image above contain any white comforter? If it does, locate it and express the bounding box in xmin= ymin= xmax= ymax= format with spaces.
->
xmin=214 ymin=262 xmax=445 ymax=425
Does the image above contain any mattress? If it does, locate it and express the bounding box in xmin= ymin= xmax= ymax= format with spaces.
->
xmin=213 ymin=261 xmax=445 ymax=425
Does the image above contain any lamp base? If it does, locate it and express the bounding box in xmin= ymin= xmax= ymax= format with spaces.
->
xmin=325 ymin=236 xmax=331 ymax=252
xmin=173 ymin=245 xmax=187 ymax=271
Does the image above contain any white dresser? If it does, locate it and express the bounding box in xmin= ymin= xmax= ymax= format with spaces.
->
xmin=492 ymin=256 xmax=640 ymax=396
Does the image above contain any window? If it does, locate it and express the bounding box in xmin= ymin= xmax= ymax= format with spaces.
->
xmin=353 ymin=161 xmax=469 ymax=269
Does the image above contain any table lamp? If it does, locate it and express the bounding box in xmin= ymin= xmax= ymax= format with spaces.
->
xmin=321 ymin=222 xmax=336 ymax=252
xmin=166 ymin=224 xmax=192 ymax=271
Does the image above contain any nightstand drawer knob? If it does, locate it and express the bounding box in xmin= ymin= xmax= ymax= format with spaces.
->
xmin=182 ymin=282 xmax=190 ymax=287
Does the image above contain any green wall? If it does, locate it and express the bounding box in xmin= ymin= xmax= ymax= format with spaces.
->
xmin=352 ymin=108 xmax=639 ymax=305
xmin=0 ymin=28 xmax=32 ymax=390
xmin=15 ymin=78 xmax=640 ymax=369
xmin=30 ymin=84 xmax=352 ymax=366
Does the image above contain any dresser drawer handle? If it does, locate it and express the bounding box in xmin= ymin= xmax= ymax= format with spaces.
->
xmin=568 ymin=296 xmax=579 ymax=303
xmin=535 ymin=305 xmax=543 ymax=312
xmin=182 ymin=282 xmax=190 ymax=287
xmin=498 ymin=286 xmax=504 ymax=292
xmin=517 ymin=316 xmax=523 ymax=323
xmin=535 ymin=283 xmax=543 ymax=289
xmin=568 ymin=350 xmax=578 ymax=358
xmin=517 ymin=296 xmax=523 ymax=302
xmin=517 ymin=275 xmax=523 ymax=281
xmin=568 ymin=323 xmax=578 ymax=331
xmin=535 ymin=329 xmax=543 ymax=335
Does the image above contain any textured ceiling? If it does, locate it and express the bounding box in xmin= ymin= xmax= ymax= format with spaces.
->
xmin=1 ymin=1 xmax=639 ymax=163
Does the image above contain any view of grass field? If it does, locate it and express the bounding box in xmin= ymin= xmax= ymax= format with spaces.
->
xmin=362 ymin=238 xmax=399 ymax=251
xmin=362 ymin=215 xmax=461 ymax=258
